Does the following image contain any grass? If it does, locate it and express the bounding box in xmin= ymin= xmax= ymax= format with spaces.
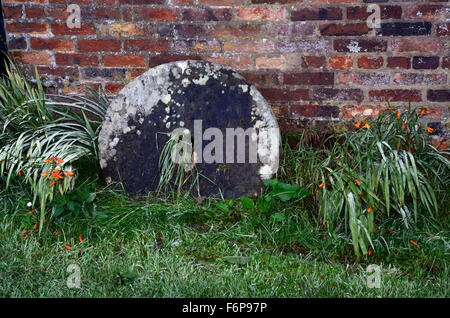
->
xmin=0 ymin=181 xmax=448 ymax=297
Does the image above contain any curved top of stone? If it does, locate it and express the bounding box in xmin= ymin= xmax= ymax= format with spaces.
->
xmin=98 ymin=60 xmax=280 ymax=197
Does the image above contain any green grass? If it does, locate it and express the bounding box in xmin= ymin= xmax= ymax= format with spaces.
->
xmin=0 ymin=182 xmax=448 ymax=297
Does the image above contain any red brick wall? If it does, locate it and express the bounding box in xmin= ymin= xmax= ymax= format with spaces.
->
xmin=2 ymin=0 xmax=449 ymax=133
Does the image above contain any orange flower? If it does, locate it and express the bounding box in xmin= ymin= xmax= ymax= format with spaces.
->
xmin=319 ymin=182 xmax=325 ymax=188
xmin=410 ymin=240 xmax=419 ymax=247
xmin=355 ymin=120 xmax=362 ymax=128
xmin=355 ymin=178 xmax=361 ymax=186
xmin=50 ymin=181 xmax=57 ymax=187
xmin=117 ymin=235 xmax=121 ymax=242
xmin=368 ymin=206 xmax=373 ymax=213
xmin=363 ymin=122 xmax=370 ymax=129
xmin=426 ymin=232 xmax=434 ymax=237
xmin=18 ymin=171 xmax=22 ymax=177
xmin=426 ymin=127 xmax=434 ymax=134
xmin=420 ymin=109 xmax=426 ymax=116
xmin=65 ymin=170 xmax=74 ymax=178
xmin=390 ymin=230 xmax=397 ymax=234
xmin=33 ymin=222 xmax=38 ymax=230
xmin=401 ymin=123 xmax=407 ymax=130
xmin=64 ymin=243 xmax=72 ymax=251
xmin=41 ymin=172 xmax=50 ymax=178
xmin=397 ymin=112 xmax=401 ymax=119
xmin=56 ymin=157 xmax=63 ymax=164
xmin=55 ymin=231 xmax=60 ymax=236
xmin=26 ymin=209 xmax=35 ymax=214
xmin=368 ymin=247 xmax=372 ymax=256
xmin=79 ymin=236 xmax=83 ymax=243
xmin=21 ymin=230 xmax=27 ymax=237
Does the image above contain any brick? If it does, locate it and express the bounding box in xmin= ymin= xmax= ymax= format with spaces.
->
xmin=341 ymin=105 xmax=384 ymax=119
xmin=124 ymin=39 xmax=169 ymax=52
xmin=320 ymin=23 xmax=369 ymax=36
xmin=103 ymin=55 xmax=146 ymax=67
xmin=30 ymin=38 xmax=75 ymax=51
xmin=407 ymin=5 xmax=447 ymax=20
xmin=259 ymin=88 xmax=310 ymax=102
xmin=256 ymin=56 xmax=287 ymax=70
xmin=328 ymin=56 xmax=353 ymax=69
xmin=150 ymin=55 xmax=202 ymax=68
xmin=312 ymin=88 xmax=364 ymax=103
xmin=3 ymin=6 xmax=22 ymax=19
xmin=119 ymin=0 xmax=165 ymax=4
xmin=51 ymin=23 xmax=95 ymax=35
xmin=291 ymin=7 xmax=342 ymax=21
xmin=291 ymin=105 xmax=340 ymax=118
xmin=334 ymin=39 xmax=387 ymax=52
xmin=105 ymin=82 xmax=125 ymax=94
xmin=203 ymin=56 xmax=253 ymax=71
xmin=357 ymin=56 xmax=383 ymax=69
xmin=78 ymin=40 xmax=121 ymax=52
xmin=241 ymin=73 xmax=280 ymax=87
xmin=412 ymin=56 xmax=440 ymax=70
xmin=7 ymin=37 xmax=26 ymax=50
xmin=56 ymin=53 xmax=99 ymax=66
xmin=171 ymin=40 xmax=221 ymax=53
xmin=391 ymin=39 xmax=446 ymax=54
xmin=182 ymin=8 xmax=231 ymax=21
xmin=174 ymin=24 xmax=208 ymax=39
xmin=443 ymin=57 xmax=450 ymax=69
xmin=209 ymin=24 xmax=261 ymax=39
xmin=298 ymin=40 xmax=331 ymax=54
xmin=347 ymin=6 xmax=402 ymax=20
xmin=436 ymin=23 xmax=450 ymax=37
xmin=83 ymin=68 xmax=126 ymax=81
xmin=377 ymin=22 xmax=432 ymax=36
xmin=133 ymin=8 xmax=179 ymax=21
xmin=224 ymin=40 xmax=276 ymax=54
xmin=12 ymin=51 xmax=51 ymax=66
xmin=387 ymin=57 xmax=411 ymax=69
xmin=236 ymin=8 xmax=286 ymax=21
xmin=98 ymin=23 xmax=147 ymax=38
xmin=338 ymin=72 xmax=390 ymax=86
xmin=369 ymin=90 xmax=422 ymax=102
xmin=301 ymin=56 xmax=326 ymax=69
xmin=283 ymin=72 xmax=334 ymax=86
xmin=393 ymin=73 xmax=447 ymax=86
xmin=6 ymin=21 xmax=49 ymax=34
xmin=427 ymin=90 xmax=450 ymax=102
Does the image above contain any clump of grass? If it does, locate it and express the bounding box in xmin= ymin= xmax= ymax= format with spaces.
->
xmin=0 ymin=61 xmax=108 ymax=232
xmin=280 ymin=106 xmax=449 ymax=258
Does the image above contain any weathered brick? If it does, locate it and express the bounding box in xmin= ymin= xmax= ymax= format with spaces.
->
xmin=56 ymin=53 xmax=99 ymax=66
xmin=442 ymin=57 xmax=450 ymax=69
xmin=407 ymin=5 xmax=447 ymax=20
xmin=393 ymin=73 xmax=447 ymax=86
xmin=241 ymin=73 xmax=280 ymax=87
xmin=12 ymin=51 xmax=52 ymax=66
xmin=6 ymin=21 xmax=49 ymax=34
xmin=369 ymin=90 xmax=422 ymax=102
xmin=283 ymin=72 xmax=334 ymax=86
xmin=341 ymin=105 xmax=384 ymax=119
xmin=357 ymin=56 xmax=383 ymax=69
xmin=347 ymin=5 xmax=402 ymax=20
xmin=301 ymin=56 xmax=326 ymax=69
xmin=377 ymin=22 xmax=432 ymax=36
xmin=182 ymin=8 xmax=231 ymax=21
xmin=328 ymin=56 xmax=353 ymax=69
xmin=78 ymin=40 xmax=121 ymax=52
xmin=338 ymin=72 xmax=390 ymax=86
xmin=291 ymin=7 xmax=342 ymax=21
xmin=30 ymin=38 xmax=75 ymax=51
xmin=427 ymin=90 xmax=450 ymax=102
xmin=312 ymin=88 xmax=364 ymax=103
xmin=412 ymin=56 xmax=440 ymax=70
xmin=256 ymin=56 xmax=287 ymax=70
xmin=391 ymin=39 xmax=446 ymax=54
xmin=436 ymin=23 xmax=450 ymax=37
xmin=103 ymin=55 xmax=146 ymax=67
xmin=125 ymin=39 xmax=169 ymax=52
xmin=387 ymin=57 xmax=411 ymax=69
xmin=236 ymin=8 xmax=286 ymax=21
xmin=259 ymin=88 xmax=310 ymax=102
xmin=320 ymin=23 xmax=369 ymax=36
xmin=291 ymin=105 xmax=340 ymax=118
xmin=224 ymin=40 xmax=276 ymax=54
xmin=334 ymin=39 xmax=387 ymax=52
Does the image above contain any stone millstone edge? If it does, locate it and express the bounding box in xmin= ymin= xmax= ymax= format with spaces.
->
xmin=98 ymin=60 xmax=281 ymax=181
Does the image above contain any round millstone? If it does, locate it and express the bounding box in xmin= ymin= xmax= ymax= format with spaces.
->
xmin=98 ymin=60 xmax=280 ymax=198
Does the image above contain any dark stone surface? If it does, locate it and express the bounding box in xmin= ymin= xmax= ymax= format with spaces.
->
xmin=99 ymin=60 xmax=280 ymax=198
